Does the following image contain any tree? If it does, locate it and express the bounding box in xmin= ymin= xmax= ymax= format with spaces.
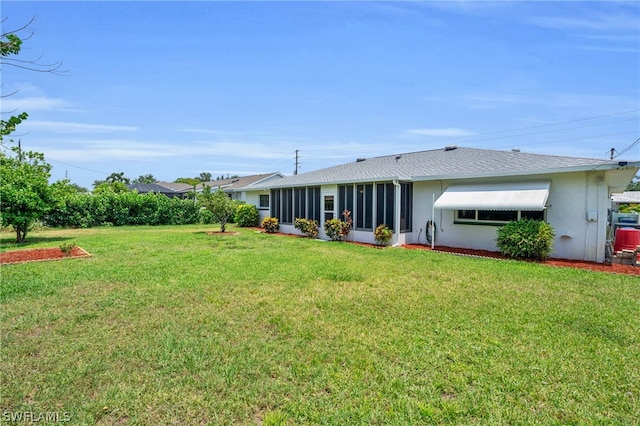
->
xmin=106 ymin=172 xmax=130 ymax=184
xmin=132 ymin=174 xmax=157 ymax=184
xmin=93 ymin=172 xmax=130 ymax=192
xmin=93 ymin=181 xmax=129 ymax=194
xmin=0 ymin=19 xmax=68 ymax=243
xmin=0 ymin=147 xmax=55 ymax=243
xmin=198 ymin=185 xmax=235 ymax=232
xmin=1 ymin=18 xmax=66 ymax=142
xmin=626 ymin=174 xmax=640 ymax=191
xmin=175 ymin=177 xmax=200 ymax=200
xmin=198 ymin=172 xmax=212 ymax=182
xmin=0 ymin=18 xmax=66 ymax=74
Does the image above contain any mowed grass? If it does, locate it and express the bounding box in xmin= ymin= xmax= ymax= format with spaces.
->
xmin=1 ymin=225 xmax=639 ymax=425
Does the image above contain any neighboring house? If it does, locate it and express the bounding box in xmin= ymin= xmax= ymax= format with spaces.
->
xmin=202 ymin=173 xmax=284 ymax=200
xmin=611 ymin=191 xmax=640 ymax=208
xmin=242 ymin=146 xmax=640 ymax=263
xmin=129 ymin=173 xmax=284 ymax=199
xmin=128 ymin=182 xmax=193 ymax=198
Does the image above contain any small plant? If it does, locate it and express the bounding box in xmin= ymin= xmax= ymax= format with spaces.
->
xmin=373 ymin=224 xmax=393 ymax=246
xmin=59 ymin=242 xmax=77 ymax=257
xmin=198 ymin=186 xmax=236 ymax=232
xmin=235 ymin=203 xmax=260 ymax=227
xmin=294 ymin=218 xmax=319 ymax=238
xmin=261 ymin=216 xmax=279 ymax=233
xmin=323 ymin=210 xmax=352 ymax=241
xmin=496 ymin=219 xmax=555 ymax=260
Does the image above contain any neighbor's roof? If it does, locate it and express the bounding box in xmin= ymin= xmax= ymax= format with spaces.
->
xmin=204 ymin=173 xmax=284 ymax=191
xmin=129 ymin=182 xmax=192 ymax=194
xmin=252 ymin=147 xmax=638 ymax=189
xmin=612 ymin=191 xmax=640 ymax=203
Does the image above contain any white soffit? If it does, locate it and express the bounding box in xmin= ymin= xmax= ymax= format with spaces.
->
xmin=434 ymin=181 xmax=551 ymax=211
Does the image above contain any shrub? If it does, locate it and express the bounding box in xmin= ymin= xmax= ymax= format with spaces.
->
xmin=294 ymin=218 xmax=319 ymax=238
xmin=197 ymin=186 xmax=236 ymax=232
xmin=323 ymin=210 xmax=352 ymax=241
xmin=235 ymin=203 xmax=260 ymax=227
xmin=373 ymin=224 xmax=393 ymax=246
xmin=44 ymin=191 xmax=201 ymax=228
xmin=496 ymin=219 xmax=555 ymax=260
xmin=261 ymin=216 xmax=279 ymax=233
xmin=59 ymin=242 xmax=77 ymax=257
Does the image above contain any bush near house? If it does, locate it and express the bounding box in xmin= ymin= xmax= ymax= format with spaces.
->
xmin=373 ymin=224 xmax=393 ymax=246
xmin=235 ymin=204 xmax=260 ymax=227
xmin=294 ymin=218 xmax=319 ymax=238
xmin=324 ymin=210 xmax=352 ymax=241
xmin=496 ymin=219 xmax=555 ymax=260
xmin=261 ymin=216 xmax=279 ymax=233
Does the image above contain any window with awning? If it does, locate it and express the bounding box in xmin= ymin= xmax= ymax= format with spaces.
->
xmin=434 ymin=181 xmax=550 ymax=211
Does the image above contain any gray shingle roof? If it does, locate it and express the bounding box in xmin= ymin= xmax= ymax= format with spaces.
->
xmin=204 ymin=173 xmax=283 ymax=192
xmin=255 ymin=147 xmax=631 ymax=189
xmin=128 ymin=182 xmax=191 ymax=194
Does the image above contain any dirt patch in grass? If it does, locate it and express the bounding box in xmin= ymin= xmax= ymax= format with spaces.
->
xmin=206 ymin=231 xmax=240 ymax=236
xmin=0 ymin=247 xmax=91 ymax=265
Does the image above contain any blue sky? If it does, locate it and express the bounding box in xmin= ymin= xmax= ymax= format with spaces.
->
xmin=2 ymin=1 xmax=639 ymax=189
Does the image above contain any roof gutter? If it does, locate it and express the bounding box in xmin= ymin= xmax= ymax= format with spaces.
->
xmin=410 ymin=161 xmax=640 ymax=182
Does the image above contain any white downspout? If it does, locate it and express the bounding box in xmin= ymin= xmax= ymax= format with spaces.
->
xmin=431 ymin=193 xmax=435 ymax=249
xmin=393 ymin=180 xmax=401 ymax=247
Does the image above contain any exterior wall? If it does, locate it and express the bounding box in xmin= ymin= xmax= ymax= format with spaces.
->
xmin=243 ymin=190 xmax=271 ymax=222
xmin=244 ymin=170 xmax=619 ymax=262
xmin=418 ymin=171 xmax=609 ymax=262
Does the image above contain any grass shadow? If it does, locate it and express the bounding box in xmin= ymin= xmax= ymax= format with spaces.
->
xmin=0 ymin=236 xmax=74 ymax=250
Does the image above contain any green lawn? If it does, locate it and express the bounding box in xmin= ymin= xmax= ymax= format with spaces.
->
xmin=1 ymin=225 xmax=639 ymax=425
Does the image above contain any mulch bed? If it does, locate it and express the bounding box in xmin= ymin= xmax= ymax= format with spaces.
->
xmin=403 ymin=244 xmax=640 ymax=276
xmin=0 ymin=247 xmax=91 ymax=265
xmin=267 ymin=231 xmax=639 ymax=276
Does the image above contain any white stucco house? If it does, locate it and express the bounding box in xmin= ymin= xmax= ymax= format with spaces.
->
xmin=240 ymin=147 xmax=639 ymax=263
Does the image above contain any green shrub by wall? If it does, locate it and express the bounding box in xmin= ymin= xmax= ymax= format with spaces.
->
xmin=235 ymin=203 xmax=260 ymax=227
xmin=496 ymin=219 xmax=555 ymax=260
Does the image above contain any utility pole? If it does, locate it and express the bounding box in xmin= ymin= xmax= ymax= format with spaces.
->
xmin=17 ymin=139 xmax=23 ymax=162
xmin=294 ymin=150 xmax=299 ymax=175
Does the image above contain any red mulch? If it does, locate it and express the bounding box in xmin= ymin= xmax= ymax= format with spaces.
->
xmin=0 ymin=247 xmax=91 ymax=265
xmin=403 ymin=244 xmax=640 ymax=276
xmin=267 ymin=230 xmax=639 ymax=276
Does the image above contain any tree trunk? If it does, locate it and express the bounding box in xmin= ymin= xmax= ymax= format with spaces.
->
xmin=16 ymin=226 xmax=27 ymax=244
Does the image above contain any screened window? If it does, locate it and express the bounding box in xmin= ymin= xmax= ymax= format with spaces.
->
xmin=400 ymin=182 xmax=413 ymax=232
xmin=338 ymin=185 xmax=354 ymax=217
xmin=270 ymin=189 xmax=280 ymax=220
xmin=308 ymin=187 xmax=321 ymax=222
xmin=355 ymin=184 xmax=374 ymax=230
xmin=270 ymin=188 xmax=294 ymax=224
xmin=376 ymin=183 xmax=395 ymax=231
xmin=456 ymin=209 xmax=545 ymax=225
xmin=259 ymin=194 xmax=269 ymax=209
xmin=282 ymin=188 xmax=293 ymax=224
xmin=294 ymin=188 xmax=306 ymax=220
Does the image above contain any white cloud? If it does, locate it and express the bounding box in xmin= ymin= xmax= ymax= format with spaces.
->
xmin=1 ymin=97 xmax=70 ymax=112
xmin=529 ymin=12 xmax=639 ymax=33
xmin=406 ymin=128 xmax=475 ymax=137
xmin=24 ymin=121 xmax=139 ymax=133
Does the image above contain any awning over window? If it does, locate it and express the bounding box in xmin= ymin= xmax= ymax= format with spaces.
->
xmin=434 ymin=181 xmax=550 ymax=211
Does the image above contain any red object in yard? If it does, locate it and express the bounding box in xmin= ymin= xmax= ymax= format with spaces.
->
xmin=614 ymin=228 xmax=640 ymax=254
